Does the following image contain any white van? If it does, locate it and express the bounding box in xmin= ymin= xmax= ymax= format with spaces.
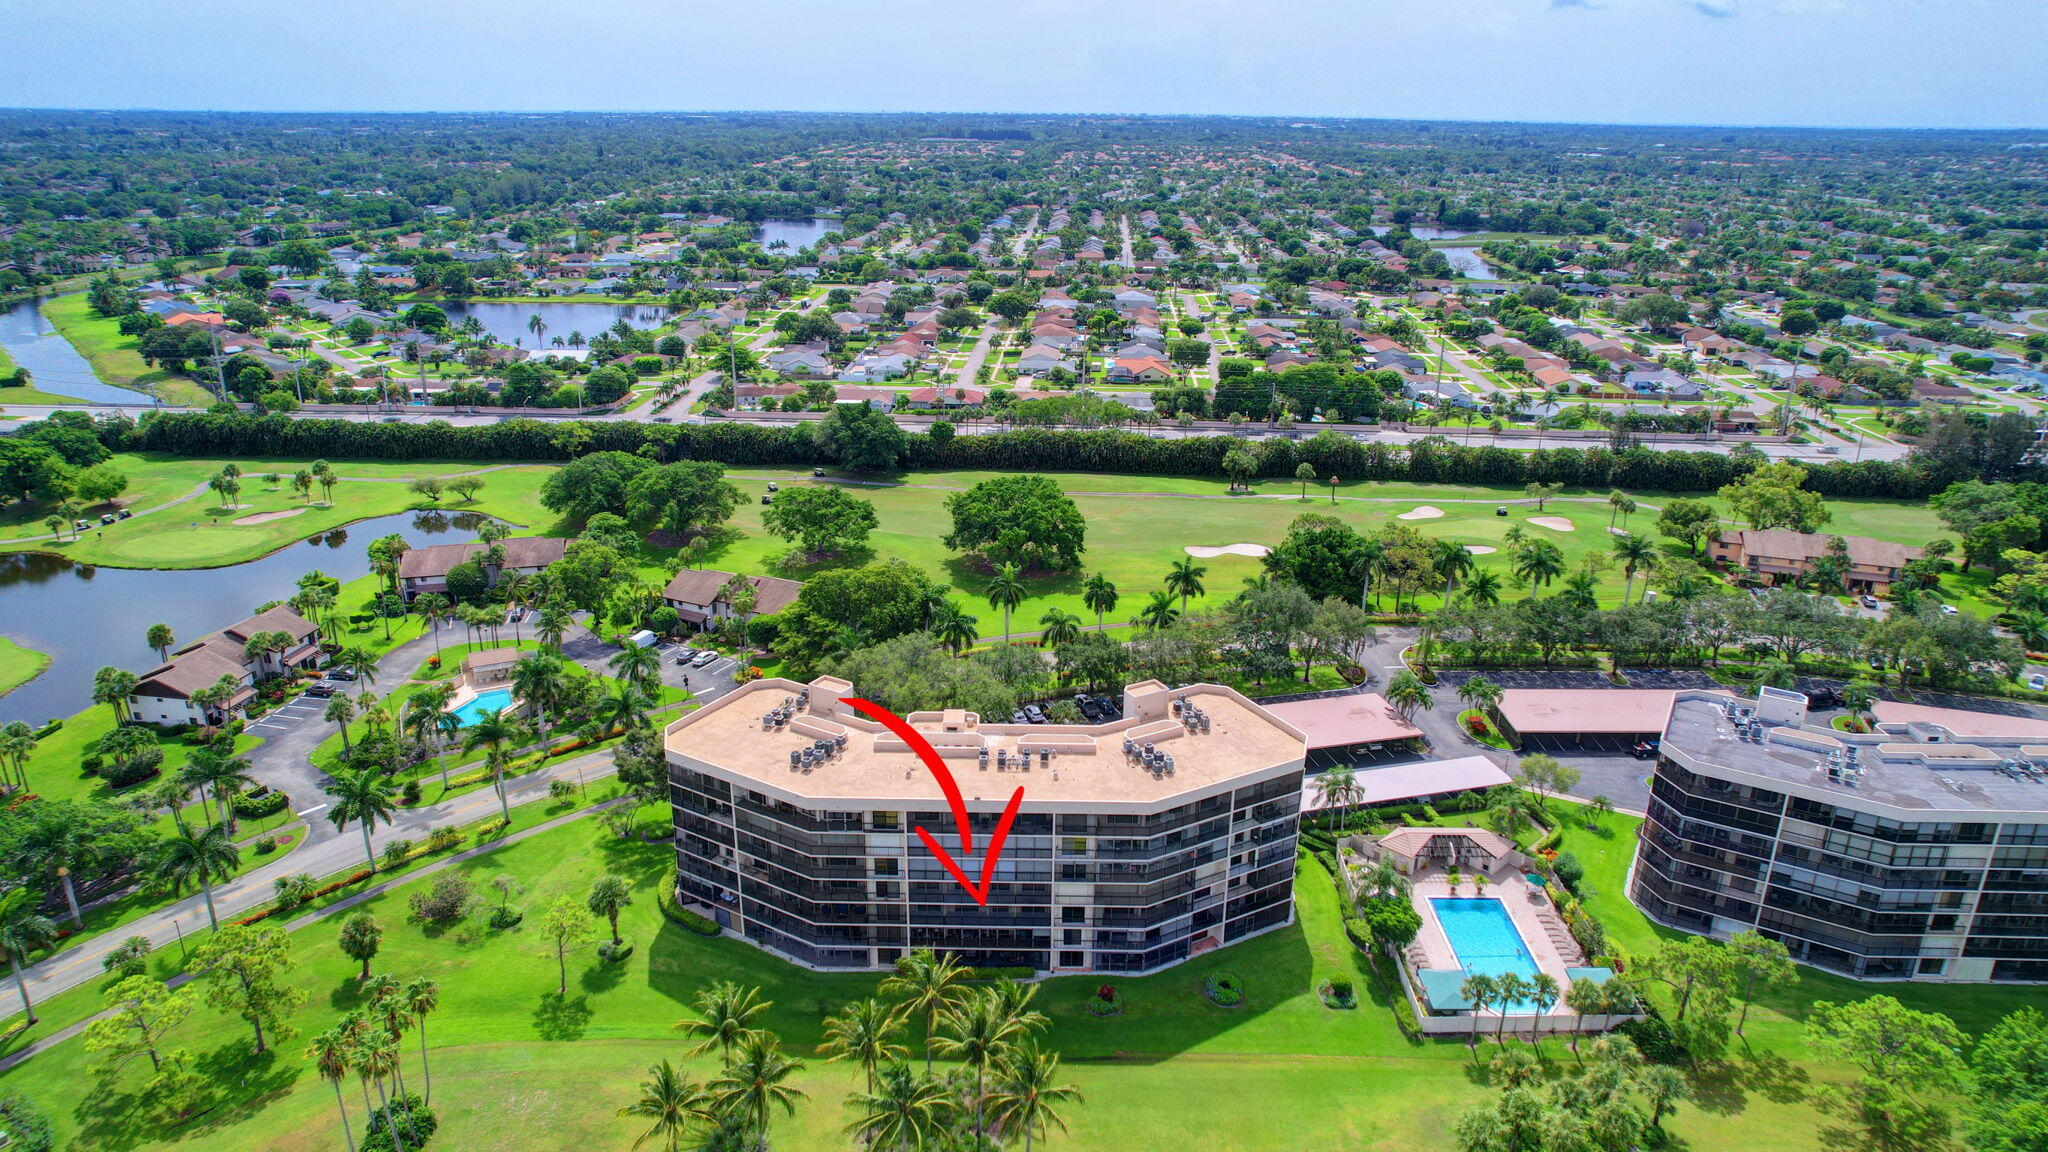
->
xmin=626 ymin=629 xmax=659 ymax=649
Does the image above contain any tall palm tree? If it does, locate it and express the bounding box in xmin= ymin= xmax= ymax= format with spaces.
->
xmin=1137 ymin=591 xmax=1180 ymax=630
xmin=1525 ymin=972 xmax=1561 ymax=1045
xmin=1458 ymin=973 xmax=1497 ymax=1052
xmin=936 ymin=991 xmax=1024 ymax=1137
xmin=709 ymin=1034 xmax=807 ymax=1152
xmin=984 ymin=563 xmax=1026 ymax=645
xmin=1164 ymin=557 xmax=1208 ymax=613
xmin=154 ymin=821 xmax=239 ymax=930
xmin=1512 ymin=540 xmax=1565 ymax=588
xmin=879 ymin=948 xmax=972 ymax=1074
xmin=0 ymin=890 xmax=56 ymax=1024
xmin=308 ymin=1025 xmax=359 ymax=1152
xmin=180 ymin=747 xmax=256 ymax=833
xmin=403 ymin=977 xmax=441 ymax=1103
xmin=326 ymin=769 xmax=400 ymax=874
xmin=1432 ymin=538 xmax=1475 ymax=605
xmin=324 ymin=692 xmax=358 ymax=752
xmin=1463 ymin=569 xmax=1503 ymax=608
xmin=405 ymin=682 xmax=457 ymax=785
xmin=846 ymin=1063 xmax=954 ymax=1152
xmin=589 ymin=680 xmax=651 ymax=740
xmin=988 ymin=1040 xmax=1083 ymax=1152
xmin=678 ymin=980 xmax=770 ymax=1068
xmin=527 ymin=312 xmax=548 ymax=350
xmin=930 ymin=603 xmax=980 ymax=655
xmin=1036 ymin=609 xmax=1082 ymax=649
xmin=1080 ymin=573 xmax=1119 ymax=632
xmin=460 ymin=707 xmax=530 ymax=824
xmin=92 ymin=666 xmax=138 ymax=724
xmin=1312 ymin=766 xmax=1362 ymax=814
xmin=1490 ymin=973 xmax=1530 ymax=1044
xmin=818 ymin=998 xmax=907 ymax=1097
xmin=620 ymin=1059 xmax=709 ymax=1152
xmin=1612 ymin=533 xmax=1657 ymax=605
xmin=511 ymin=652 xmax=572 ymax=752
xmin=351 ymin=1028 xmax=409 ymax=1152
xmin=608 ymin=643 xmax=663 ymax=697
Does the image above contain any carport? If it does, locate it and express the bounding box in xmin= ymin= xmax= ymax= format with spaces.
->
xmin=1494 ymin=689 xmax=1701 ymax=752
xmin=1266 ymin=693 xmax=1423 ymax=772
xmin=1300 ymin=755 xmax=1513 ymax=811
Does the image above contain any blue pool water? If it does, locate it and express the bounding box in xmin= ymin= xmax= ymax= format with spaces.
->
xmin=1431 ymin=897 xmax=1542 ymax=1013
xmin=452 ymin=687 xmax=515 ymax=727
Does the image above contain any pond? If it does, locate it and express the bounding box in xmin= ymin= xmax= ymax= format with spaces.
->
xmin=436 ymin=301 xmax=670 ymax=349
xmin=1372 ymin=225 xmax=1476 ymax=241
xmin=0 ymin=297 xmax=155 ymax=405
xmin=754 ymin=218 xmax=836 ymax=252
xmin=1440 ymin=247 xmax=1499 ymax=279
xmin=0 ymin=509 xmax=494 ymax=725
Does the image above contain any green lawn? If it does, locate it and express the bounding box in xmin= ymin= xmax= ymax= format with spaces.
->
xmin=0 ymin=634 xmax=50 ymax=699
xmin=37 ymin=293 xmax=212 ymax=407
xmin=1 ymin=795 xmax=2017 ymax=1152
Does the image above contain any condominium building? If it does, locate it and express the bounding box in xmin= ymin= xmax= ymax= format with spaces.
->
xmin=1633 ymin=686 xmax=2048 ymax=981
xmin=664 ymin=677 xmax=1308 ymax=973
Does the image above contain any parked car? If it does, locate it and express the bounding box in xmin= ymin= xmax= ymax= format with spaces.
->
xmin=1804 ymin=687 xmax=1842 ymax=710
xmin=1860 ymin=595 xmax=1880 ymax=610
xmin=1631 ymin=739 xmax=1660 ymax=760
xmin=1010 ymin=710 xmax=1029 ymax=724
xmin=2029 ymin=674 xmax=2047 ymax=692
xmin=690 ymin=649 xmax=720 ymax=667
xmin=302 ymin=682 xmax=335 ymax=697
xmin=327 ymin=668 xmax=356 ymax=681
xmin=1022 ymin=704 xmax=1047 ymax=724
xmin=1940 ymin=604 xmax=1959 ymax=616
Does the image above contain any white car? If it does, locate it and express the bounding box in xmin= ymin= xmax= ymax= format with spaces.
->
xmin=690 ymin=649 xmax=721 ymax=668
xmin=2030 ymin=674 xmax=2047 ymax=692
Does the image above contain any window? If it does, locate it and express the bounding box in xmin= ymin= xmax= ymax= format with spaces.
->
xmin=873 ymin=858 xmax=899 ymax=877
xmin=1062 ymin=837 xmax=1088 ymax=854
xmin=1062 ymin=906 xmax=1086 ymax=924
xmin=872 ymin=811 xmax=900 ymax=830
xmin=1060 ymin=951 xmax=1085 ymax=968
xmin=1917 ymin=957 xmax=1946 ymax=976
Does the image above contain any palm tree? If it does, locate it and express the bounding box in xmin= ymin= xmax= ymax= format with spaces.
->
xmin=326 ymin=770 xmax=400 ymax=874
xmin=818 ymin=998 xmax=907 ymax=1097
xmin=1456 ymin=675 xmax=1502 ymax=717
xmin=1312 ymin=766 xmax=1362 ymax=814
xmin=351 ymin=1028 xmax=408 ymax=1152
xmin=929 ymin=602 xmax=980 ymax=655
xmin=1462 ymin=569 xmax=1503 ymax=608
xmin=511 ymin=652 xmax=572 ymax=752
xmin=1164 ymin=557 xmax=1208 ymax=613
xmin=146 ymin=622 xmax=175 ymax=663
xmin=535 ymin=605 xmax=571 ymax=653
xmin=1491 ymin=973 xmax=1530 ymax=1044
xmin=1137 ymin=590 xmax=1180 ymax=630
xmin=460 ymin=707 xmax=530 ymax=824
xmin=92 ymin=666 xmax=138 ymax=724
xmin=988 ymin=1040 xmax=1082 ymax=1152
xmin=527 ymin=312 xmax=548 ymax=350
xmin=404 ymin=682 xmax=457 ymax=785
xmin=1458 ymin=973 xmax=1497 ymax=1052
xmin=936 ymin=990 xmax=1024 ymax=1137
xmin=1037 ymin=609 xmax=1082 ymax=649
xmin=587 ymin=875 xmax=632 ymax=946
xmin=403 ymin=977 xmax=440 ymax=1103
xmin=1432 ymin=539 xmax=1474 ymax=605
xmin=1385 ymin=669 xmax=1432 ymax=719
xmin=0 ymin=890 xmax=56 ymax=1023
xmin=1612 ymin=533 xmax=1657 ymax=605
xmin=1512 ymin=540 xmax=1565 ymax=588
xmin=1606 ymin=489 xmax=1636 ymax=528
xmin=984 ymin=563 xmax=1026 ymax=645
xmin=1526 ymin=973 xmax=1561 ymax=1045
xmin=709 ymin=1034 xmax=807 ymax=1152
xmin=608 ymin=643 xmax=663 ymax=697
xmin=620 ymin=1060 xmax=709 ymax=1152
xmin=308 ymin=1026 xmax=359 ymax=1152
xmin=324 ymin=692 xmax=358 ymax=752
xmin=1081 ymin=573 xmax=1119 ymax=631
xmin=880 ymin=948 xmax=972 ymax=1074
xmin=679 ymin=980 xmax=770 ymax=1068
xmin=179 ymin=746 xmax=255 ymax=831
xmin=846 ymin=1063 xmax=954 ymax=1152
xmin=334 ymin=645 xmax=380 ymax=687
xmin=154 ymin=822 xmax=239 ymax=930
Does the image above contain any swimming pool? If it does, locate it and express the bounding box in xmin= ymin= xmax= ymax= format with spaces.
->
xmin=1430 ymin=897 xmax=1542 ymax=1012
xmin=452 ymin=687 xmax=515 ymax=727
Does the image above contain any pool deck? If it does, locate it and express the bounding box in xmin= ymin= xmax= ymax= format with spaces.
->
xmin=1406 ymin=872 xmax=1585 ymax=1003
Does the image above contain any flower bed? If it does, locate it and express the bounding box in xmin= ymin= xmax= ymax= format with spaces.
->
xmin=1084 ymin=983 xmax=1123 ymax=1017
xmin=1203 ymin=972 xmax=1245 ymax=1008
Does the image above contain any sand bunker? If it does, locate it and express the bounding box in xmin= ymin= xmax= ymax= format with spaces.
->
xmin=1464 ymin=545 xmax=1498 ymax=556
xmin=1398 ymin=505 xmax=1446 ymax=520
xmin=1185 ymin=543 xmax=1271 ymax=558
xmin=1608 ymin=526 xmax=1629 ymax=536
xmin=232 ymin=508 xmax=308 ymax=526
xmin=1530 ymin=516 xmax=1576 ymax=532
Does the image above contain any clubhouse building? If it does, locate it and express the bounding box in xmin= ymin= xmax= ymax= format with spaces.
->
xmin=1635 ymin=686 xmax=2048 ymax=982
xmin=665 ymin=676 xmax=1307 ymax=973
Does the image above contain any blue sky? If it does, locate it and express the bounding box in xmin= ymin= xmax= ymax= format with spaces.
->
xmin=2 ymin=0 xmax=2043 ymax=128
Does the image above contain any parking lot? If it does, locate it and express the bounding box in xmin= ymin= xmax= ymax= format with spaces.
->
xmin=245 ymin=690 xmax=334 ymax=736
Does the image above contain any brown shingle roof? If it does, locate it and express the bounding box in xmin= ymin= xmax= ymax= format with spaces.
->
xmin=399 ymin=537 xmax=569 ymax=580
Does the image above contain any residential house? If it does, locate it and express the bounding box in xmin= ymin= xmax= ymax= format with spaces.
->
xmin=1708 ymin=529 xmax=1922 ymax=594
xmin=128 ymin=606 xmax=324 ymax=727
xmin=661 ymin=568 xmax=806 ymax=631
xmin=1107 ymin=357 xmax=1174 ymax=384
xmin=398 ymin=537 xmax=570 ymax=602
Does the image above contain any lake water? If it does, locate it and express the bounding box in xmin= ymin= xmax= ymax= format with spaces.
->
xmin=755 ymin=218 xmax=835 ymax=252
xmin=1372 ymin=225 xmax=1476 ymax=241
xmin=437 ymin=301 xmax=670 ymax=348
xmin=0 ymin=297 xmax=155 ymax=405
xmin=1440 ymin=247 xmax=1499 ymax=279
xmin=0 ymin=509 xmax=492 ymax=725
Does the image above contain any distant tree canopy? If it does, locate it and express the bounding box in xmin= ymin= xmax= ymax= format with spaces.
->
xmin=943 ymin=473 xmax=1087 ymax=572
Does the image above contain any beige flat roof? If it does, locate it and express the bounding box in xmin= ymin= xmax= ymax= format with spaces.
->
xmin=1873 ymin=701 xmax=2048 ymax=741
xmin=1264 ymin=693 xmax=1421 ymax=749
xmin=1499 ymin=689 xmax=1691 ymax=735
xmin=665 ymin=679 xmax=1305 ymax=810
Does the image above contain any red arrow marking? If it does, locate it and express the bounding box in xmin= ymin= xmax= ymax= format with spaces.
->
xmin=845 ymin=697 xmax=1024 ymax=907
